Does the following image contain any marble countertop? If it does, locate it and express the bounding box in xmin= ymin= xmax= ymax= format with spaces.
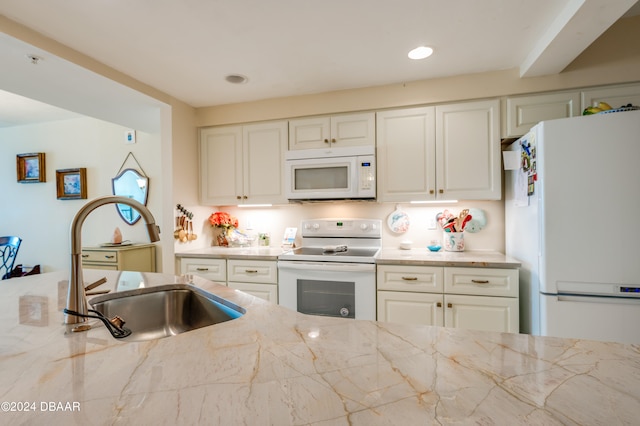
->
xmin=5 ymin=270 xmax=637 ymax=424
xmin=376 ymin=249 xmax=521 ymax=268
xmin=175 ymin=246 xmax=287 ymax=260
xmin=175 ymin=247 xmax=520 ymax=268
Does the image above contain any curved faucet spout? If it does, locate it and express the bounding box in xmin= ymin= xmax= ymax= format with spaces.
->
xmin=65 ymin=196 xmax=160 ymax=325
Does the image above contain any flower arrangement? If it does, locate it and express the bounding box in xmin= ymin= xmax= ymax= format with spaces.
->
xmin=208 ymin=211 xmax=239 ymax=229
xmin=208 ymin=211 xmax=239 ymax=246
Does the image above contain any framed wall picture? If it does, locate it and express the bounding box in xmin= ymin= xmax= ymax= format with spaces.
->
xmin=56 ymin=168 xmax=87 ymax=200
xmin=16 ymin=152 xmax=46 ymax=183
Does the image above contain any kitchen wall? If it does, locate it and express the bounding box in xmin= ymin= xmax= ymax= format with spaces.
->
xmin=0 ymin=116 xmax=164 ymax=272
xmin=175 ymin=201 xmax=503 ymax=253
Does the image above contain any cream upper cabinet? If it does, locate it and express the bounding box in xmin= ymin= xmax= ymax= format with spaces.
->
xmin=200 ymin=121 xmax=287 ymax=205
xmin=581 ymin=83 xmax=640 ymax=111
xmin=505 ymin=92 xmax=581 ymax=137
xmin=376 ymin=106 xmax=436 ymax=202
xmin=377 ymin=100 xmax=500 ymax=202
xmin=435 ymin=99 xmax=501 ymax=201
xmin=288 ymin=112 xmax=375 ymax=150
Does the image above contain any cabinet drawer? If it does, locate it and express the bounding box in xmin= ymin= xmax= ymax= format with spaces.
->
xmin=81 ymin=250 xmax=118 ymax=264
xmin=444 ymin=267 xmax=518 ymax=297
xmin=228 ymin=282 xmax=278 ymax=303
xmin=180 ymin=258 xmax=226 ymax=282
xmin=377 ymin=265 xmax=443 ymax=293
xmin=227 ymin=260 xmax=277 ymax=284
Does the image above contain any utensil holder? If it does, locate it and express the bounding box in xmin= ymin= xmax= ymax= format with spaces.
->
xmin=443 ymin=232 xmax=465 ymax=252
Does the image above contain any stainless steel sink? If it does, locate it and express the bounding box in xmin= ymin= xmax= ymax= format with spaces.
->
xmin=89 ymin=284 xmax=245 ymax=341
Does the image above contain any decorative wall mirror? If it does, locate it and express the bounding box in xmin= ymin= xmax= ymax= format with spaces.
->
xmin=112 ymin=153 xmax=149 ymax=225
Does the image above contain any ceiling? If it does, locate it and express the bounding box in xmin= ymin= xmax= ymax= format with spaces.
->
xmin=1 ymin=0 xmax=639 ymax=128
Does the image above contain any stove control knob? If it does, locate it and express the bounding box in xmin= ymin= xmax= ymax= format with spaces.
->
xmin=360 ymin=223 xmax=369 ymax=231
xmin=339 ymin=307 xmax=350 ymax=317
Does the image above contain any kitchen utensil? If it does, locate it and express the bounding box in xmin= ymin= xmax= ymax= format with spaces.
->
xmin=188 ymin=220 xmax=197 ymax=240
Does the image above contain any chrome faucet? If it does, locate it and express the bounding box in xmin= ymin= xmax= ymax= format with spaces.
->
xmin=65 ymin=196 xmax=161 ymax=325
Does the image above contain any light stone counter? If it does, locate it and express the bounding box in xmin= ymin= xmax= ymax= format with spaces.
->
xmin=377 ymin=249 xmax=521 ymax=268
xmin=175 ymin=246 xmax=287 ymax=261
xmin=2 ymin=270 xmax=638 ymax=425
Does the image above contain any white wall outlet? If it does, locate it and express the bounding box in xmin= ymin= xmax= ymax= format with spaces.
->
xmin=125 ymin=130 xmax=136 ymax=144
xmin=428 ymin=218 xmax=437 ymax=230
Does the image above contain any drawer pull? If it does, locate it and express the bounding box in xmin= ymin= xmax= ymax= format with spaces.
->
xmin=471 ymin=279 xmax=489 ymax=284
xmin=436 ymin=302 xmax=442 ymax=308
xmin=196 ymin=268 xmax=210 ymax=271
xmin=447 ymin=303 xmax=453 ymax=308
xmin=401 ymin=276 xmax=418 ymax=281
xmin=105 ymin=255 xmax=115 ymax=259
xmin=81 ymin=254 xmax=89 ymax=258
xmin=245 ymin=269 xmax=258 ymax=273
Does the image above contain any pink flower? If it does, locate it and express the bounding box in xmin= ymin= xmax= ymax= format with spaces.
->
xmin=208 ymin=212 xmax=239 ymax=228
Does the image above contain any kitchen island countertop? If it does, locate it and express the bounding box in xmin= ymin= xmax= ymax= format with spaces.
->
xmin=1 ymin=270 xmax=638 ymax=425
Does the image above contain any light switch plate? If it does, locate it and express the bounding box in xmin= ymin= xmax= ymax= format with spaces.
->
xmin=125 ymin=130 xmax=136 ymax=144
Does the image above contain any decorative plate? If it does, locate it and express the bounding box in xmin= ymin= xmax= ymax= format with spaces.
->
xmin=465 ymin=209 xmax=487 ymax=233
xmin=387 ymin=207 xmax=410 ymax=234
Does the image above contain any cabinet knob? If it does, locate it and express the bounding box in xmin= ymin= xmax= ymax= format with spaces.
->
xmin=471 ymin=279 xmax=490 ymax=284
xmin=324 ymin=139 xmax=329 ymax=143
xmin=439 ymin=189 xmax=444 ymax=194
xmin=243 ymin=195 xmax=248 ymax=199
xmin=429 ymin=189 xmax=434 ymax=194
xmin=331 ymin=138 xmax=336 ymax=143
xmin=447 ymin=303 xmax=453 ymax=308
xmin=436 ymin=302 xmax=442 ymax=308
xmin=401 ymin=276 xmax=418 ymax=281
xmin=236 ymin=196 xmax=242 ymax=200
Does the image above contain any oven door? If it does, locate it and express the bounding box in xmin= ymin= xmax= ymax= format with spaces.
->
xmin=277 ymin=261 xmax=376 ymax=320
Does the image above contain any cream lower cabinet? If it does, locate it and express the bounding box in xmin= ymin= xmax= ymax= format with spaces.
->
xmin=82 ymin=244 xmax=156 ymax=272
xmin=377 ymin=265 xmax=519 ymax=333
xmin=180 ymin=257 xmax=278 ymax=302
xmin=227 ymin=259 xmax=278 ymax=302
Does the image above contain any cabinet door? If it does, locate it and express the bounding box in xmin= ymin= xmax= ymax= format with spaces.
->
xmin=376 ymin=107 xmax=436 ymax=202
xmin=444 ymin=294 xmax=519 ymax=333
xmin=506 ymin=92 xmax=581 ymax=137
xmin=330 ymin=112 xmax=375 ymax=147
xmin=200 ymin=126 xmax=243 ymax=205
xmin=436 ymin=99 xmax=501 ymax=200
xmin=377 ymin=291 xmax=444 ymax=326
xmin=180 ymin=257 xmax=226 ymax=282
xmin=228 ymin=282 xmax=278 ymax=302
xmin=288 ymin=116 xmax=331 ymax=150
xmin=581 ymin=83 xmax=640 ymax=111
xmin=243 ymin=121 xmax=288 ymax=204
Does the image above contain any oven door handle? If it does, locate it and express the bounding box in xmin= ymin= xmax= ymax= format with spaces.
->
xmin=277 ymin=261 xmax=375 ymax=273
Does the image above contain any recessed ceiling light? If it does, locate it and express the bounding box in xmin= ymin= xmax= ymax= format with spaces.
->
xmin=408 ymin=46 xmax=433 ymax=60
xmin=225 ymin=74 xmax=248 ymax=84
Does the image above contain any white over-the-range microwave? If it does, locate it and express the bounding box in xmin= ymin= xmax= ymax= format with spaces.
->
xmin=284 ymin=146 xmax=376 ymax=201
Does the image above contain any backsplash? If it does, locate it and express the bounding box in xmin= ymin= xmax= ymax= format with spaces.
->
xmin=176 ymin=200 xmax=505 ymax=252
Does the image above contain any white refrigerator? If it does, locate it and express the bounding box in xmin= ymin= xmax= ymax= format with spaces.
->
xmin=505 ymin=109 xmax=640 ymax=344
